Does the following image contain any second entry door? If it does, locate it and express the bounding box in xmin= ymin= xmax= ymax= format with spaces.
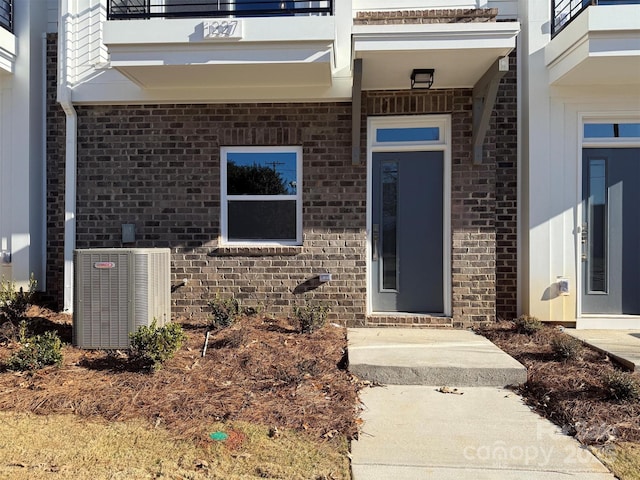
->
xmin=371 ymin=151 xmax=444 ymax=313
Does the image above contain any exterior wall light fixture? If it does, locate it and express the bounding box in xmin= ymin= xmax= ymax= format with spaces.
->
xmin=411 ymin=69 xmax=435 ymax=89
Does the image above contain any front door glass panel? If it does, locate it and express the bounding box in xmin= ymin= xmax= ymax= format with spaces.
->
xmin=380 ymin=161 xmax=398 ymax=291
xmin=587 ymin=158 xmax=608 ymax=293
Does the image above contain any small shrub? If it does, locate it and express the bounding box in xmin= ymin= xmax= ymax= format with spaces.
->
xmin=293 ymin=304 xmax=329 ymax=334
xmin=7 ymin=331 xmax=63 ymax=371
xmin=514 ymin=314 xmax=543 ymax=335
xmin=603 ymin=370 xmax=640 ymax=402
xmin=551 ymin=334 xmax=584 ymax=361
xmin=208 ymin=296 xmax=240 ymax=329
xmin=0 ymin=274 xmax=37 ymax=327
xmin=129 ymin=320 xmax=186 ymax=371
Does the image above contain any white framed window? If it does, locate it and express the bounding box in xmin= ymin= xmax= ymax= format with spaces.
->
xmin=220 ymin=146 xmax=303 ymax=245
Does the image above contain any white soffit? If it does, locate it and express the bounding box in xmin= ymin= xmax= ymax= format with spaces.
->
xmin=352 ymin=22 xmax=519 ymax=90
xmin=545 ymin=6 xmax=640 ymax=87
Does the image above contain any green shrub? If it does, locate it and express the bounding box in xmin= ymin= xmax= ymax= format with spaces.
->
xmin=0 ymin=274 xmax=37 ymax=327
xmin=551 ymin=334 xmax=584 ymax=361
xmin=603 ymin=370 xmax=640 ymax=402
xmin=129 ymin=320 xmax=186 ymax=371
xmin=7 ymin=331 xmax=63 ymax=371
xmin=208 ymin=296 xmax=240 ymax=329
xmin=513 ymin=314 xmax=543 ymax=335
xmin=293 ymin=304 xmax=329 ymax=334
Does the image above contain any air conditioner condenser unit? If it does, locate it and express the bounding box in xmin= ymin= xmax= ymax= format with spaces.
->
xmin=73 ymin=248 xmax=171 ymax=349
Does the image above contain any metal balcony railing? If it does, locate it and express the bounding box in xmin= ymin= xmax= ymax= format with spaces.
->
xmin=107 ymin=1 xmax=333 ymax=20
xmin=0 ymin=0 xmax=12 ymax=33
xmin=552 ymin=0 xmax=640 ymax=37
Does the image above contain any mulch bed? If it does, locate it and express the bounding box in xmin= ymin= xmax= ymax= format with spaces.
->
xmin=0 ymin=306 xmax=360 ymax=444
xmin=477 ymin=321 xmax=640 ymax=445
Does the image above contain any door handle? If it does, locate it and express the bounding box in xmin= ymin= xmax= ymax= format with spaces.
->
xmin=581 ymin=223 xmax=588 ymax=261
xmin=372 ymin=224 xmax=380 ymax=262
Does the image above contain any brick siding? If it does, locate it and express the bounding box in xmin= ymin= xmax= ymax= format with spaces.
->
xmin=495 ymin=52 xmax=518 ymax=321
xmin=46 ymin=33 xmax=66 ymax=309
xmin=45 ymin=38 xmax=518 ymax=327
xmin=354 ymin=9 xmax=498 ymax=25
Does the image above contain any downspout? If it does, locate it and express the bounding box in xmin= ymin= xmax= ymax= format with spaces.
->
xmin=57 ymin=0 xmax=76 ymax=312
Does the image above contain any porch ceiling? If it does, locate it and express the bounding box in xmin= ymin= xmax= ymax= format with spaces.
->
xmin=109 ymin=46 xmax=333 ymax=89
xmin=352 ymin=22 xmax=520 ymax=90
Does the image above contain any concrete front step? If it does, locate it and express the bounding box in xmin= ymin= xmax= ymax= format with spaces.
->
xmin=347 ymin=328 xmax=527 ymax=387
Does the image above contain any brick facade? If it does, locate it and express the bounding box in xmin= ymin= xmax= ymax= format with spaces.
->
xmin=46 ymin=33 xmax=66 ymax=308
xmin=45 ymin=37 xmax=519 ymax=328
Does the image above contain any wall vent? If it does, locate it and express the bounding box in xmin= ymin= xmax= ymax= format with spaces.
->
xmin=73 ymin=248 xmax=171 ymax=349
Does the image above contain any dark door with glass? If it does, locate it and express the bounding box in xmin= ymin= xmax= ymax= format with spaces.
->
xmin=582 ymin=148 xmax=640 ymax=314
xmin=371 ymin=151 xmax=444 ymax=313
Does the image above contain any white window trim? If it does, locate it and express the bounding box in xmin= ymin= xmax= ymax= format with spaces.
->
xmin=220 ymin=145 xmax=303 ymax=246
xmin=366 ymin=115 xmax=452 ymax=317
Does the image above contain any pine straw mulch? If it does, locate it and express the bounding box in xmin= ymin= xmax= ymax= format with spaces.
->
xmin=476 ymin=321 xmax=640 ymax=446
xmin=0 ymin=306 xmax=360 ymax=445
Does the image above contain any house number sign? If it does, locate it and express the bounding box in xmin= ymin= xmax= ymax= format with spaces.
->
xmin=203 ymin=20 xmax=242 ymax=39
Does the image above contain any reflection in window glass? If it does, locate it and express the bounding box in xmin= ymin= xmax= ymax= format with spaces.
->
xmin=227 ymin=152 xmax=297 ymax=195
xmin=584 ymin=123 xmax=640 ymax=138
xmin=588 ymin=159 xmax=607 ymax=293
xmin=376 ymin=127 xmax=439 ymax=143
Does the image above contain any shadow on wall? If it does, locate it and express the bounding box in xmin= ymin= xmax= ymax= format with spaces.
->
xmin=540 ymin=282 xmax=564 ymax=301
xmin=293 ymin=276 xmax=325 ymax=295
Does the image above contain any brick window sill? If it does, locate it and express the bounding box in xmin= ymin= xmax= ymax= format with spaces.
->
xmin=208 ymin=246 xmax=303 ymax=257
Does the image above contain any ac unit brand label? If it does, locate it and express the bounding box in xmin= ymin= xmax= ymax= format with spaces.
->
xmin=94 ymin=262 xmax=116 ymax=269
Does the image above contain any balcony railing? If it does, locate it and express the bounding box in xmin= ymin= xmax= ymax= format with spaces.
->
xmin=0 ymin=0 xmax=12 ymax=33
xmin=552 ymin=0 xmax=640 ymax=37
xmin=107 ymin=0 xmax=333 ymax=20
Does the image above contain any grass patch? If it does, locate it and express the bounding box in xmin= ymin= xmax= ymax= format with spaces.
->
xmin=0 ymin=411 xmax=349 ymax=480
xmin=591 ymin=442 xmax=640 ymax=480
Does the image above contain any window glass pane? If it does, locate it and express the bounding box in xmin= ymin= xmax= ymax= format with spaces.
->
xmin=381 ymin=161 xmax=398 ymax=291
xmin=227 ymin=152 xmax=297 ymax=195
xmin=376 ymin=127 xmax=439 ymax=143
xmin=228 ymin=200 xmax=296 ymax=241
xmin=584 ymin=123 xmax=640 ymax=138
xmin=619 ymin=123 xmax=640 ymax=137
xmin=588 ymin=159 xmax=607 ymax=293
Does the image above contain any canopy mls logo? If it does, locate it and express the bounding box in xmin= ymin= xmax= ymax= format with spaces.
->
xmin=203 ymin=20 xmax=242 ymax=39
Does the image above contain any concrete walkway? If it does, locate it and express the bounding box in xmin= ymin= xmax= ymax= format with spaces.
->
xmin=348 ymin=328 xmax=614 ymax=479
xmin=565 ymin=329 xmax=640 ymax=371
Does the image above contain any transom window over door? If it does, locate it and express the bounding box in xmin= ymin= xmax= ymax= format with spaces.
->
xmin=221 ymin=146 xmax=302 ymax=245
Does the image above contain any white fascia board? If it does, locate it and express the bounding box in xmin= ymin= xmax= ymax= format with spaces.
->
xmin=588 ymin=5 xmax=640 ymax=32
xmin=0 ymin=28 xmax=16 ymax=74
xmin=70 ymin=70 xmax=353 ymax=103
xmin=108 ymin=43 xmax=333 ymax=65
xmin=352 ymin=22 xmax=520 ymax=52
xmin=104 ymin=16 xmax=335 ymax=46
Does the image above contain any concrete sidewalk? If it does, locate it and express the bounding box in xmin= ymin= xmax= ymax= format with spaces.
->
xmin=565 ymin=329 xmax=640 ymax=371
xmin=348 ymin=328 xmax=614 ymax=479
